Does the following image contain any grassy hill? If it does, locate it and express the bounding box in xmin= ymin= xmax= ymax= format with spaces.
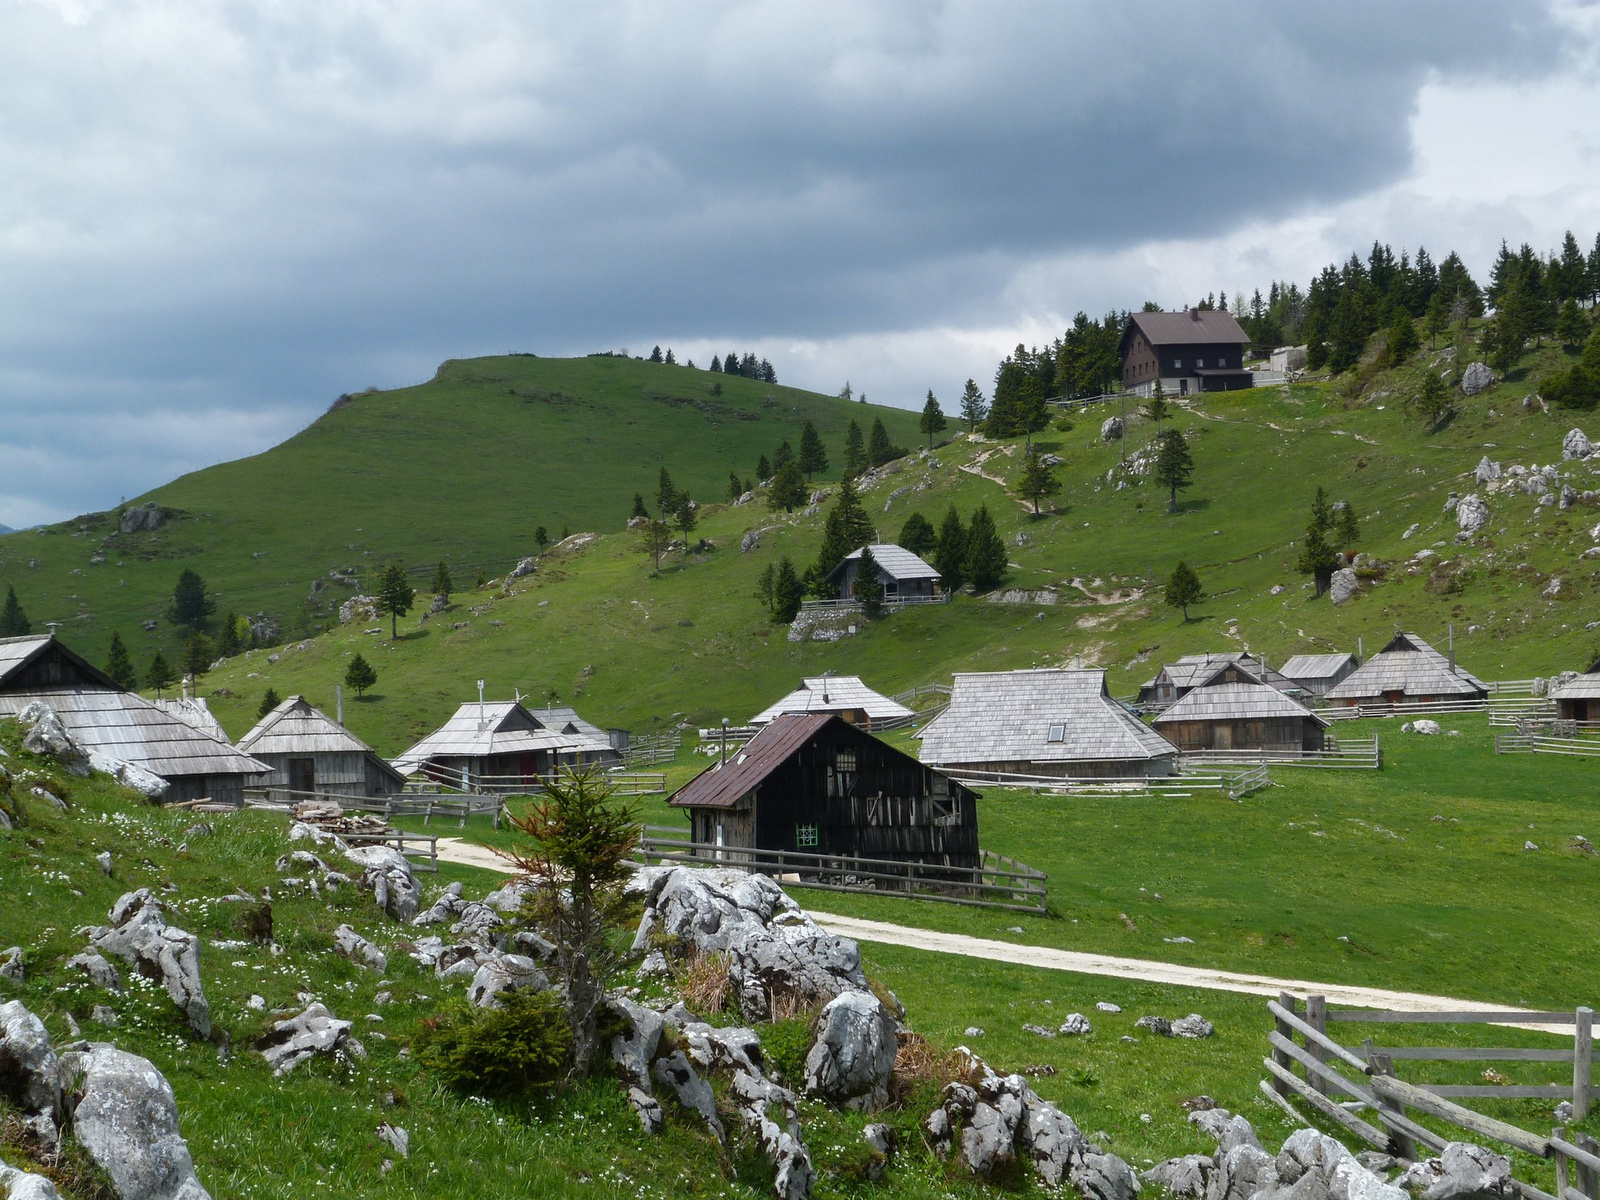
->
xmin=0 ymin=356 xmax=922 ymax=665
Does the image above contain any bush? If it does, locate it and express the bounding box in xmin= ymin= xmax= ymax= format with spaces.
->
xmin=417 ymin=989 xmax=573 ymax=1097
xmin=757 ymin=1015 xmax=814 ymax=1087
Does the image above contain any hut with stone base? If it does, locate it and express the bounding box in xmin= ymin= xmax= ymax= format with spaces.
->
xmin=1153 ymin=660 xmax=1328 ymax=753
xmin=236 ymin=695 xmax=407 ymax=801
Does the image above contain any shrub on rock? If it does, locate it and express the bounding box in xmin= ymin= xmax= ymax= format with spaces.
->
xmin=418 ymin=988 xmax=571 ymax=1098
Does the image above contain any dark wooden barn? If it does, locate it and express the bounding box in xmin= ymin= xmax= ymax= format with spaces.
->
xmin=669 ymin=713 xmax=980 ymax=871
xmin=1119 ymin=308 xmax=1254 ymax=397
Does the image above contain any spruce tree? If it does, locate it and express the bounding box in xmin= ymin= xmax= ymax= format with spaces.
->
xmin=812 ymin=480 xmax=875 ymax=585
xmin=1424 ymin=290 xmax=1450 ymax=348
xmin=649 ymin=345 xmax=663 ymax=363
xmin=1165 ymin=561 xmax=1204 ymax=621
xmin=344 ymin=652 xmax=378 ymax=698
xmin=766 ymin=461 xmax=808 ymax=512
xmin=797 ymin=421 xmax=828 ymax=480
xmin=630 ymin=493 xmax=649 ymax=520
xmin=728 ymin=472 xmax=745 ymax=501
xmin=0 ymin=585 xmax=30 ymax=637
xmin=104 ymin=631 xmax=137 ymax=689
xmin=181 ymin=632 xmax=215 ymax=681
xmin=432 ymin=561 xmax=453 ymax=600
xmin=772 ymin=441 xmax=794 ymax=472
xmin=1557 ymin=299 xmax=1588 ymax=350
xmin=378 ymin=562 xmax=415 ymax=639
xmin=756 ymin=454 xmax=772 ymax=480
xmin=841 ymin=421 xmax=865 ymax=478
xmin=897 ymin=512 xmax=937 ymax=557
xmin=1297 ymin=524 xmax=1340 ymax=596
xmin=1416 ymin=371 xmax=1453 ymax=432
xmin=1016 ymin=375 xmax=1049 ymax=448
xmin=866 ymin=418 xmax=896 ymax=467
xmin=168 ymin=568 xmax=215 ymax=631
xmin=257 ymin=686 xmax=281 ymax=719
xmin=959 ymin=379 xmax=988 ymax=431
xmin=216 ymin=611 xmax=242 ymax=658
xmin=1141 ymin=382 xmax=1170 ymax=427
xmin=710 ymin=354 xmax=723 ymax=373
xmin=919 ymin=391 xmax=947 ymax=448
xmin=1017 ymin=449 xmax=1062 ymax=516
xmin=986 ymin=358 xmax=1024 ymax=437
xmin=1384 ymin=312 xmax=1419 ymax=366
xmin=664 ymin=348 xmax=676 ymax=365
xmin=852 ymin=546 xmax=885 ymax=617
xmin=535 ymin=526 xmax=549 ymax=552
xmin=1309 ymin=487 xmax=1334 ymax=533
xmin=771 ymin=557 xmax=804 ymax=622
xmin=1153 ymin=428 xmax=1195 ymax=512
xmin=961 ymin=505 xmax=1007 ymax=592
xmin=754 ymin=564 xmax=776 ymax=612
xmin=674 ymin=494 xmax=697 ymax=540
xmin=656 ymin=468 xmax=678 ymax=514
xmin=1335 ymin=502 xmax=1360 ymax=549
xmin=933 ymin=507 xmax=967 ymax=588
xmin=145 ymin=651 xmax=175 ymax=697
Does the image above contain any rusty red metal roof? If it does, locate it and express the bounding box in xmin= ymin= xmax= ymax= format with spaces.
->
xmin=669 ymin=712 xmax=834 ymax=810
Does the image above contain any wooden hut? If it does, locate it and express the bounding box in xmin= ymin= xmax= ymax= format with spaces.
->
xmin=825 ymin=544 xmax=941 ymax=602
xmin=669 ymin=713 xmax=979 ymax=870
xmin=918 ymin=668 xmax=1178 ymax=779
xmin=1137 ymin=652 xmax=1298 ymax=708
xmin=1550 ymin=664 xmax=1600 ymax=725
xmin=0 ymin=634 xmax=267 ymax=804
xmin=391 ymin=698 xmax=620 ymax=789
xmin=750 ymin=675 xmax=915 ymax=730
xmin=1153 ymin=660 xmax=1328 ymax=752
xmin=1323 ymin=632 xmax=1488 ymax=707
xmin=1278 ymin=652 xmax=1360 ymax=698
xmin=236 ymin=695 xmax=407 ymax=800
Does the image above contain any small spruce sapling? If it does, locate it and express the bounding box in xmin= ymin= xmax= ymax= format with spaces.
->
xmin=257 ymin=687 xmax=281 ymax=718
xmin=1165 ymin=561 xmax=1204 ymax=621
xmin=933 ymin=507 xmax=967 ymax=589
xmin=1153 ymin=428 xmax=1194 ymax=512
xmin=771 ymin=557 xmax=804 ymax=622
xmin=1017 ymin=449 xmax=1061 ymax=516
xmin=0 ymin=585 xmax=28 ymax=637
xmin=432 ymin=561 xmax=453 ymax=601
xmin=145 ymin=652 xmax=175 ymax=698
xmin=378 ymin=562 xmax=416 ymax=639
xmin=961 ymin=505 xmax=1007 ymax=592
xmin=919 ymin=390 xmax=947 ymax=448
xmin=897 ymin=512 xmax=937 ymax=557
xmin=728 ymin=472 xmax=744 ymax=502
xmin=629 ymin=494 xmax=648 ymax=521
xmin=104 ymin=631 xmax=137 ymax=689
xmin=852 ymin=546 xmax=885 ymax=617
xmin=798 ymin=421 xmax=828 ymax=480
xmin=345 ymin=652 xmax=378 ymax=698
xmin=959 ymin=379 xmax=988 ymax=431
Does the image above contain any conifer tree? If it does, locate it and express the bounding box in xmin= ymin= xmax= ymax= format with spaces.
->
xmin=181 ymin=632 xmax=215 ymax=681
xmin=168 ymin=568 xmax=215 ymax=631
xmin=216 ymin=611 xmax=242 ymax=658
xmin=1557 ymin=299 xmax=1589 ymax=350
xmin=104 ymin=631 xmax=137 ymax=689
xmin=841 ymin=421 xmax=865 ymax=478
xmin=897 ymin=512 xmax=936 ymax=557
xmin=378 ymin=562 xmax=415 ymax=639
xmin=755 ymin=563 xmax=776 ymax=612
xmin=866 ymin=418 xmax=897 ymax=467
xmin=1016 ymin=375 xmax=1049 ymax=448
xmin=852 ymin=546 xmax=885 ymax=617
xmin=959 ymin=379 xmax=988 ymax=431
xmin=728 ymin=471 xmax=745 ymax=501
xmin=710 ymin=355 xmax=723 ymax=373
xmin=1153 ymin=428 xmax=1195 ymax=512
xmin=1416 ymin=371 xmax=1453 ymax=432
xmin=1424 ymin=290 xmax=1450 ymax=348
xmin=798 ymin=421 xmax=828 ymax=480
xmin=630 ymin=493 xmax=648 ymax=520
xmin=1335 ymin=502 xmax=1360 ymax=549
xmin=961 ymin=505 xmax=1007 ymax=592
xmin=0 ymin=585 xmax=30 ymax=637
xmin=1297 ymin=524 xmax=1340 ymax=597
xmin=257 ymin=686 xmax=281 ymax=719
xmin=656 ymin=468 xmax=678 ymax=514
xmin=766 ymin=461 xmax=808 ymax=512
xmin=1383 ymin=312 xmax=1419 ymax=366
xmin=1309 ymin=486 xmax=1334 ymax=533
xmin=649 ymin=345 xmax=663 ymax=363
xmin=1141 ymin=381 xmax=1170 ymax=428
xmin=771 ymin=557 xmax=804 ymax=622
xmin=1164 ymin=561 xmax=1204 ymax=621
xmin=772 ymin=441 xmax=795 ymax=472
xmin=664 ymin=348 xmax=676 ymax=365
xmin=1017 ymin=450 xmax=1061 ymax=516
xmin=812 ymin=480 xmax=875 ymax=585
xmin=919 ymin=391 xmax=947 ymax=448
xmin=345 ymin=652 xmax=378 ymax=698
xmin=145 ymin=651 xmax=175 ymax=697
xmin=432 ymin=561 xmax=453 ymax=601
xmin=756 ymin=454 xmax=772 ymax=481
xmin=674 ymin=494 xmax=697 ymax=540
xmin=933 ymin=507 xmax=967 ymax=588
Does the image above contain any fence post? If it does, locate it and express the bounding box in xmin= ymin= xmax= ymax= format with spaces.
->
xmin=1578 ymin=1007 xmax=1595 ymax=1123
xmin=1578 ymin=1133 xmax=1600 ymax=1200
xmin=1307 ymin=994 xmax=1329 ymax=1096
xmin=1367 ymin=1048 xmax=1417 ymax=1162
xmin=1271 ymin=993 xmax=1297 ymax=1097
xmin=1554 ymin=1128 xmax=1569 ymax=1200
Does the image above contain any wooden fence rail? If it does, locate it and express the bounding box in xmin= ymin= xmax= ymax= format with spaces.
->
xmin=634 ymin=826 xmax=1047 ymax=913
xmin=935 ymin=764 xmax=1269 ymax=799
xmin=1180 ymin=734 xmax=1380 ymax=770
xmin=1495 ymin=733 xmax=1600 ymax=758
xmin=1323 ymin=698 xmax=1550 ymax=721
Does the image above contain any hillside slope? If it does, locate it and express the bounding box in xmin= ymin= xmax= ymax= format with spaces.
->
xmin=0 ymin=356 xmax=921 ymax=665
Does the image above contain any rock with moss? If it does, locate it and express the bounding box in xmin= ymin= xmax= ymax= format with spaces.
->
xmin=84 ymin=890 xmax=210 ymax=1039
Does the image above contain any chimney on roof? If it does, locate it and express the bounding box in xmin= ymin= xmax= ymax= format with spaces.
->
xmin=1448 ymin=624 xmax=1456 ymax=675
xmin=1189 ymin=307 xmax=1200 ymax=321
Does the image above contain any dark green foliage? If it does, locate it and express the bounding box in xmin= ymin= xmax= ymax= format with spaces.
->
xmin=257 ymin=687 xmax=281 ymax=718
xmin=656 ymin=468 xmax=678 ymax=514
xmin=1309 ymin=487 xmax=1333 ymax=533
xmin=853 ymin=546 xmax=884 ymax=617
xmin=866 ymin=418 xmax=900 ymax=468
xmin=1383 ymin=312 xmax=1419 ymax=366
xmin=432 ymin=561 xmax=453 ymax=600
xmin=1335 ymin=502 xmax=1360 ymax=549
xmin=959 ymin=379 xmax=988 ymax=431
xmin=168 ymin=568 xmax=215 ymax=631
xmin=103 ymin=631 xmax=137 ymax=689
xmin=985 ymin=356 xmax=1026 ymax=437
xmin=933 ymin=507 xmax=967 ymax=589
xmin=772 ymin=441 xmax=794 ymax=472
xmin=1 ymin=585 xmax=31 ymax=636
xmin=216 ymin=611 xmax=242 ymax=658
xmin=1015 ymin=375 xmax=1049 ymax=446
xmin=1153 ymin=429 xmax=1194 ymax=511
xmin=1543 ymin=363 xmax=1600 ymax=411
xmin=1297 ymin=497 xmax=1341 ymax=596
xmin=417 ymin=989 xmax=573 ymax=1098
xmin=1424 ymin=290 xmax=1450 ymax=347
xmin=673 ymin=494 xmax=697 ymax=539
xmin=1017 ymin=450 xmax=1061 ymax=516
xmin=1165 ymin=561 xmax=1204 ymax=621
xmin=812 ymin=481 xmax=875 ymax=587
xmin=897 ymin=512 xmax=937 ymax=557
xmin=961 ymin=505 xmax=1007 ymax=592
xmin=378 ymin=562 xmax=415 ymax=639
xmin=756 ymin=453 xmax=771 ymax=481
xmin=648 ymin=345 xmax=663 ymax=363
xmin=754 ymin=563 xmax=776 ymax=612
xmin=798 ymin=421 xmax=828 ymax=480
xmin=766 ymin=461 xmax=808 ymax=512
xmin=841 ymin=421 xmax=865 ymax=478
xmin=1416 ymin=372 xmax=1453 ymax=431
xmin=144 ymin=651 xmax=174 ymax=695
xmin=630 ymin=493 xmax=648 ymax=520
xmin=1141 ymin=386 xmax=1170 ymax=427
xmin=345 ymin=653 xmax=377 ymax=698
xmin=1051 ymin=313 xmax=1122 ymax=398
xmin=728 ymin=472 xmax=744 ymax=501
xmin=534 ymin=526 xmax=549 ymax=550
xmin=181 ymin=632 xmax=215 ymax=680
xmin=919 ymin=391 xmax=947 ymax=448
xmin=771 ymin=557 xmax=803 ymax=623
xmin=1557 ymin=299 xmax=1589 ymax=350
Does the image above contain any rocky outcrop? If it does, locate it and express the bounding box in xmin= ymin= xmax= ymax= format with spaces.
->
xmin=731 ymin=1069 xmax=814 ymax=1200
xmin=1102 ymin=416 xmax=1125 ymax=443
xmin=86 ymin=752 xmax=169 ymax=800
xmin=1456 ymin=494 xmax=1489 ymax=535
xmin=1397 ymin=1142 xmax=1512 ymax=1200
xmin=64 ymin=950 xmax=123 ymax=991
xmin=332 ymin=924 xmax=387 ymax=972
xmin=15 ymin=702 xmax=90 ymax=777
xmin=508 ymin=556 xmax=539 ymax=580
xmin=1329 ymin=569 xmax=1359 ymax=606
xmin=60 ymin=1043 xmax=212 ymax=1200
xmin=255 ymin=1003 xmax=365 ymax=1075
xmin=0 ymin=1001 xmax=64 ymax=1145
xmin=1460 ymin=362 xmax=1494 ymax=396
xmin=344 ymin=845 xmax=420 ymax=923
xmin=803 ymin=990 xmax=897 ymax=1111
xmin=1563 ymin=429 xmax=1593 ymax=461
xmin=653 ymin=1050 xmax=723 ymax=1139
xmin=118 ymin=502 xmax=166 ymax=534
xmin=0 ymin=1156 xmax=65 ymax=1199
xmin=1475 ymin=457 xmax=1501 ymax=484
xmin=465 ymin=954 xmax=548 ymax=1008
xmin=85 ymin=890 xmax=211 ymax=1038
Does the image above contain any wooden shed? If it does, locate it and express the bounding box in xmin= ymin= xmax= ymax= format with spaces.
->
xmin=0 ymin=634 xmax=267 ymax=805
xmin=391 ymin=698 xmax=620 ymax=790
xmin=1550 ymin=664 xmax=1600 ymax=725
xmin=1137 ymin=652 xmax=1299 ymax=708
xmin=669 ymin=713 xmax=979 ymax=871
xmin=918 ymin=668 xmax=1178 ymax=779
xmin=1323 ymin=632 xmax=1488 ymax=707
xmin=236 ymin=695 xmax=407 ymax=801
xmin=750 ymin=674 xmax=915 ymax=730
xmin=1278 ymin=652 xmax=1360 ymax=698
xmin=825 ymin=544 xmax=941 ymax=602
xmin=1153 ymin=660 xmax=1328 ymax=752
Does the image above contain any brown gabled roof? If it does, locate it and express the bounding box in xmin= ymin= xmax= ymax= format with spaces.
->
xmin=668 ymin=712 xmax=834 ymax=810
xmin=1121 ymin=309 xmax=1250 ymax=354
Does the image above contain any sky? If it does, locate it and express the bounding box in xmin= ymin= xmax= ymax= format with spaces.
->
xmin=2 ymin=0 xmax=1599 ymax=529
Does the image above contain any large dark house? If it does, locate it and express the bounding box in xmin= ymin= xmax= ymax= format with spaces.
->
xmin=1119 ymin=309 xmax=1253 ymax=397
xmin=669 ymin=713 xmax=980 ymax=871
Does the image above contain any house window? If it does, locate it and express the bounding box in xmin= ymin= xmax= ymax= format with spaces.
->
xmin=795 ymin=822 xmax=818 ymax=848
xmin=834 ymin=748 xmax=856 ymax=772
xmin=933 ymin=795 xmax=961 ymax=825
xmin=1047 ymin=723 xmax=1066 ymax=743
xmin=1196 ymin=358 xmax=1205 ymax=368
xmin=1173 ymin=359 xmax=1182 ymax=369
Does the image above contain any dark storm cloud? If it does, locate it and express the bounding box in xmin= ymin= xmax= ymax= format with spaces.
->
xmin=0 ymin=0 xmax=1567 ymax=523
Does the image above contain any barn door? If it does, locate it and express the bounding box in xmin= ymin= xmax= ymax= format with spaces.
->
xmin=1214 ymin=725 xmax=1232 ymax=750
xmin=288 ymin=758 xmax=316 ymax=796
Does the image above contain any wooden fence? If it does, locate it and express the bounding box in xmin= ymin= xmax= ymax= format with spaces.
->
xmin=937 ymin=764 xmax=1270 ymax=799
xmin=892 ymin=682 xmax=953 ymax=719
xmin=1322 ymin=698 xmax=1551 ymax=722
xmin=340 ymin=829 xmax=440 ymax=873
xmin=622 ymin=730 xmax=682 ymax=768
xmin=635 ymin=826 xmax=1047 ymax=913
xmin=1495 ymin=732 xmax=1600 ymax=759
xmin=1179 ymin=733 xmax=1380 ymax=770
xmin=1261 ymin=992 xmax=1598 ymax=1200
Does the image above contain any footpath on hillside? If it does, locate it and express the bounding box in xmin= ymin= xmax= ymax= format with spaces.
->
xmin=433 ymin=837 xmax=1557 ymax=1028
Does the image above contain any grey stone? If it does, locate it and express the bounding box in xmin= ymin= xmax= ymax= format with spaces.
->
xmin=1563 ymin=429 xmax=1593 ymax=460
xmin=86 ymin=890 xmax=211 ymax=1038
xmin=96 ymin=851 xmax=113 ymax=875
xmin=1102 ymin=416 xmax=1125 ymax=443
xmin=1475 ymin=457 xmax=1501 ymax=484
xmin=65 ymin=951 xmax=123 ymax=991
xmin=375 ymin=1123 xmax=408 ymax=1159
xmin=609 ymin=997 xmax=665 ymax=1091
xmin=1189 ymin=1107 xmax=1235 ymax=1141
xmin=1020 ymin=1091 xmax=1086 ymax=1187
xmin=961 ymin=1094 xmax=1021 ymax=1175
xmin=1059 ymin=1012 xmax=1093 ymax=1035
xmin=861 ymin=1123 xmax=895 ymax=1182
xmin=465 ymin=954 xmax=548 ymax=1008
xmin=803 ymin=989 xmax=897 ymax=1111
xmin=1329 ymin=569 xmax=1359 ymax=606
xmin=1207 ymin=1144 xmax=1278 ymax=1200
xmin=1398 ymin=1142 xmax=1512 ymax=1200
xmin=15 ymin=702 xmax=90 ymax=777
xmin=1272 ymin=1128 xmax=1406 ymax=1200
xmin=1097 ymin=1001 xmax=1122 ymax=1013
xmin=682 ymin=1021 xmax=765 ymax=1077
xmin=1147 ymin=1156 xmax=1214 ymax=1198
xmin=653 ymin=1050 xmax=723 ymax=1139
xmin=119 ymin=502 xmax=166 ymax=534
xmin=410 ymin=882 xmax=465 ymax=926
xmin=1413 ymin=719 xmax=1441 ymax=736
xmin=254 ymin=1003 xmax=364 ymax=1075
xmin=1171 ymin=1013 xmax=1215 ymax=1039
xmin=1134 ymin=1015 xmax=1172 ymax=1036
xmin=87 ymin=753 xmax=168 ymax=800
xmin=1456 ymin=494 xmax=1489 ymax=534
xmin=1023 ymin=1022 xmax=1057 ymax=1038
xmin=0 ymin=1002 xmax=63 ymax=1145
xmin=0 ymin=949 xmax=21 ymax=984
xmin=730 ymin=1069 xmax=814 ymax=1200
xmin=625 ymin=1086 xmax=664 ymax=1135
xmin=60 ymin=1043 xmax=211 ymax=1200
xmin=1460 ymin=362 xmax=1494 ymax=396
xmin=332 ymin=924 xmax=387 ymax=972
xmin=0 ymin=1156 xmax=66 ymax=1199
xmin=507 ymin=556 xmax=538 ymax=580
xmin=1073 ymin=1150 xmax=1142 ymax=1200
xmin=91 ymin=1005 xmax=119 ymax=1026
xmin=343 ymin=845 xmax=419 ymax=923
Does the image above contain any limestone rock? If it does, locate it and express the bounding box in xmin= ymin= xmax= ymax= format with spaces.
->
xmin=1101 ymin=416 xmax=1125 ymax=443
xmin=64 ymin=951 xmax=123 ymax=991
xmin=507 ymin=556 xmax=538 ymax=580
xmin=653 ymin=1050 xmax=723 ymax=1139
xmin=0 ymin=948 xmax=21 ymax=983
xmin=465 ymin=954 xmax=548 ymax=1008
xmin=608 ymin=997 xmax=665 ymax=1093
xmin=730 ymin=1068 xmax=814 ymax=1200
xmin=86 ymin=890 xmax=211 ymax=1038
xmin=343 ymin=845 xmax=419 ymax=923
xmin=1455 ymin=494 xmax=1489 ymax=534
xmin=1207 ymin=1143 xmax=1278 ymax=1200
xmin=0 ymin=1002 xmax=63 ymax=1145
xmin=376 ymin=1123 xmax=409 ymax=1159
xmin=1171 ymin=1013 xmax=1215 ymax=1039
xmin=1475 ymin=457 xmax=1501 ymax=484
xmin=1413 ymin=719 xmax=1441 ymax=736
xmin=411 ymin=881 xmax=465 ymax=926
xmin=87 ymin=753 xmax=169 ymax=800
xmin=1329 ymin=569 xmax=1359 ymax=606
xmin=1460 ymin=362 xmax=1494 ymax=396
xmin=1147 ymin=1155 xmax=1214 ymax=1198
xmin=1189 ymin=1107 xmax=1236 ymax=1141
xmin=803 ymin=989 xmax=897 ymax=1111
xmin=255 ymin=1003 xmax=364 ymax=1075
xmin=15 ymin=702 xmax=90 ymax=777
xmin=0 ymin=1157 xmax=66 ymax=1199
xmin=1058 ymin=1012 xmax=1092 ymax=1035
xmin=1397 ymin=1142 xmax=1512 ymax=1200
xmin=119 ymin=502 xmax=166 ymax=534
xmin=332 ymin=925 xmax=387 ymax=972
xmin=1563 ymin=429 xmax=1593 ymax=460
xmin=1073 ymin=1149 xmax=1142 ymax=1200
xmin=861 ymin=1123 xmax=895 ymax=1182
xmin=60 ymin=1043 xmax=211 ymax=1200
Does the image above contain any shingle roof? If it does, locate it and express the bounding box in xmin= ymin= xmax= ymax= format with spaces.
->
xmin=751 ymin=675 xmax=915 ymax=725
xmin=238 ymin=695 xmax=379 ymax=756
xmin=919 ymin=669 xmax=1177 ymax=766
xmin=151 ymin=697 xmax=229 ymax=743
xmin=1124 ymin=309 xmax=1250 ymax=348
xmin=391 ymin=699 xmax=613 ymax=772
xmin=670 ymin=713 xmax=833 ymax=810
xmin=527 ymin=705 xmax=611 ymax=743
xmin=1323 ymin=632 xmax=1488 ymax=701
xmin=1551 ymin=670 xmax=1600 ymax=701
xmin=1154 ymin=679 xmax=1328 ymax=727
xmin=0 ymin=634 xmax=119 ymax=690
xmin=1143 ymin=652 xmax=1297 ymax=694
xmin=1279 ymin=653 xmax=1359 ymax=682
xmin=833 ymin=544 xmax=940 ymax=582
